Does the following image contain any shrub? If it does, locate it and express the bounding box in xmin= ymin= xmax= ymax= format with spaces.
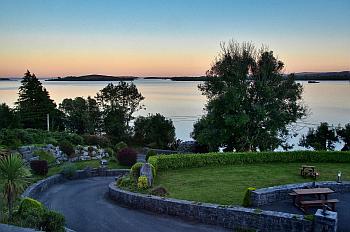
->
xmin=150 ymin=186 xmax=168 ymax=197
xmin=117 ymin=147 xmax=137 ymax=166
xmin=34 ymin=150 xmax=55 ymax=164
xmin=114 ymin=141 xmax=127 ymax=153
xmin=41 ymin=209 xmax=65 ymax=232
xmin=105 ymin=147 xmax=114 ymax=157
xmin=146 ymin=149 xmax=157 ymax=161
xmin=117 ymin=175 xmax=134 ymax=188
xmin=83 ymin=134 xmax=111 ymax=147
xmin=242 ymin=187 xmax=256 ymax=207
xmin=61 ymin=163 xmax=77 ymax=178
xmin=30 ymin=160 xmax=49 ymax=176
xmin=59 ymin=140 xmax=75 ymax=157
xmin=18 ymin=198 xmax=44 ymax=214
xmin=130 ymin=162 xmax=156 ymax=179
xmin=149 ymin=151 xmax=350 ymax=171
xmin=137 ymin=176 xmax=148 ymax=190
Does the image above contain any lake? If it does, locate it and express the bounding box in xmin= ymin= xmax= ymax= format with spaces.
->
xmin=1 ymin=79 xmax=349 ymax=150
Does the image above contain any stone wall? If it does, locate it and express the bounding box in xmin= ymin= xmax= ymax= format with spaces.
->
xmin=108 ymin=183 xmax=314 ymax=232
xmin=251 ymin=181 xmax=350 ymax=207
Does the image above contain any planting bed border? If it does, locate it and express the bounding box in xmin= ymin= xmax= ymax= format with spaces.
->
xmin=109 ymin=182 xmax=338 ymax=232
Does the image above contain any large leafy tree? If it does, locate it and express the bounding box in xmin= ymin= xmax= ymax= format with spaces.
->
xmin=299 ymin=122 xmax=338 ymax=151
xmin=337 ymin=123 xmax=350 ymax=151
xmin=134 ymin=113 xmax=176 ymax=149
xmin=0 ymin=103 xmax=20 ymax=129
xmin=0 ymin=154 xmax=30 ymax=220
xmin=59 ymin=97 xmax=101 ymax=134
xmin=192 ymin=41 xmax=306 ymax=152
xmin=16 ymin=70 xmax=57 ymax=129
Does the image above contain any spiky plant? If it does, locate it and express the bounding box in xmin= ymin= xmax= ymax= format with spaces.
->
xmin=0 ymin=154 xmax=30 ymax=220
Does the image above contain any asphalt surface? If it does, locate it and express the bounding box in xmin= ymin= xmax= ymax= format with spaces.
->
xmin=37 ymin=177 xmax=228 ymax=232
xmin=260 ymin=192 xmax=350 ymax=232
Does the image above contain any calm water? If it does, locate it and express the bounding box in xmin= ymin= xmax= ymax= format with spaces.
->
xmin=0 ymin=79 xmax=349 ymax=149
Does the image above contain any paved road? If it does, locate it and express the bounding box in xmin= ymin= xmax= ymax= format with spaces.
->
xmin=37 ymin=177 xmax=228 ymax=232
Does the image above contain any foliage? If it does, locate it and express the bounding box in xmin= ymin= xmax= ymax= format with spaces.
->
xmin=30 ymin=160 xmax=49 ymax=176
xmin=130 ymin=162 xmax=156 ymax=179
xmin=0 ymin=103 xmax=20 ymax=129
xmin=149 ymin=151 xmax=350 ymax=171
xmin=242 ymin=187 xmax=256 ymax=207
xmin=337 ymin=123 xmax=350 ymax=148
xmin=59 ymin=140 xmax=75 ymax=157
xmin=103 ymin=108 xmax=131 ymax=142
xmin=117 ymin=147 xmax=137 ymax=166
xmin=60 ymin=163 xmax=77 ymax=178
xmin=18 ymin=197 xmax=43 ymax=214
xmin=114 ymin=141 xmax=128 ymax=153
xmin=192 ymin=41 xmax=306 ymax=152
xmin=146 ymin=149 xmax=157 ymax=161
xmin=16 ymin=70 xmax=61 ymax=130
xmin=117 ymin=175 xmax=134 ymax=188
xmin=83 ymin=134 xmax=111 ymax=148
xmin=150 ymin=186 xmax=168 ymax=197
xmin=105 ymin=147 xmax=114 ymax=157
xmin=40 ymin=209 xmax=65 ymax=232
xmin=34 ymin=150 xmax=56 ymax=164
xmin=59 ymin=97 xmax=102 ymax=134
xmin=299 ymin=122 xmax=338 ymax=151
xmin=0 ymin=154 xmax=30 ymax=219
xmin=0 ymin=128 xmax=83 ymax=148
xmin=133 ymin=114 xmax=176 ymax=149
xmin=137 ymin=176 xmax=149 ymax=190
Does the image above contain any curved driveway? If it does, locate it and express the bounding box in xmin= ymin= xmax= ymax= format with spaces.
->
xmin=37 ymin=177 xmax=227 ymax=232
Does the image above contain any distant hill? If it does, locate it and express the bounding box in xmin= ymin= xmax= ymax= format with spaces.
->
xmin=293 ymin=71 xmax=350 ymax=80
xmin=46 ymin=74 xmax=138 ymax=81
xmin=0 ymin=78 xmax=10 ymax=81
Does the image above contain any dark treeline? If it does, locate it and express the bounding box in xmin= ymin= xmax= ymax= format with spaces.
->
xmin=0 ymin=70 xmax=176 ymax=150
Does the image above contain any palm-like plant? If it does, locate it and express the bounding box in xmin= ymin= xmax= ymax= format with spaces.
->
xmin=0 ymin=154 xmax=30 ymax=220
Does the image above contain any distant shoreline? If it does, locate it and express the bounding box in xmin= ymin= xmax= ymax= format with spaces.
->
xmin=0 ymin=78 xmax=10 ymax=81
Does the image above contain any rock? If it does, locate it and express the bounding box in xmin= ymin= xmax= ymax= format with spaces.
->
xmin=140 ymin=163 xmax=153 ymax=187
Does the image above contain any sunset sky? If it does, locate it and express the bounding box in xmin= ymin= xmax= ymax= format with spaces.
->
xmin=0 ymin=0 xmax=349 ymax=78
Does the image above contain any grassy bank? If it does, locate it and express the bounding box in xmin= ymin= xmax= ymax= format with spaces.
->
xmin=154 ymin=162 xmax=350 ymax=205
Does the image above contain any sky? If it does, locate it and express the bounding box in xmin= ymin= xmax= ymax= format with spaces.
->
xmin=0 ymin=0 xmax=349 ymax=78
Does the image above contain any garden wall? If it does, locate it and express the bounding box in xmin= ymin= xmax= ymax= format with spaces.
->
xmin=251 ymin=181 xmax=350 ymax=206
xmin=109 ymin=183 xmax=316 ymax=232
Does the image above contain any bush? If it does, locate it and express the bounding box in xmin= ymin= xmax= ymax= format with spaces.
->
xmin=105 ymin=147 xmax=114 ymax=157
xmin=18 ymin=198 xmax=44 ymax=214
xmin=117 ymin=175 xmax=134 ymax=188
xmin=137 ymin=176 xmax=148 ymax=190
xmin=130 ymin=162 xmax=156 ymax=179
xmin=41 ymin=209 xmax=65 ymax=232
xmin=117 ymin=147 xmax=137 ymax=166
xmin=150 ymin=186 xmax=168 ymax=197
xmin=242 ymin=187 xmax=256 ymax=207
xmin=114 ymin=141 xmax=127 ymax=153
xmin=83 ymin=134 xmax=111 ymax=148
xmin=146 ymin=149 xmax=157 ymax=161
xmin=149 ymin=151 xmax=350 ymax=171
xmin=34 ymin=150 xmax=55 ymax=164
xmin=59 ymin=140 xmax=75 ymax=157
xmin=61 ymin=163 xmax=77 ymax=178
xmin=30 ymin=160 xmax=49 ymax=175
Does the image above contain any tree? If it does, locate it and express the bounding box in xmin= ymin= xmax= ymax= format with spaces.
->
xmin=0 ymin=154 xmax=30 ymax=220
xmin=134 ymin=114 xmax=176 ymax=149
xmin=96 ymin=82 xmax=144 ymax=125
xmin=336 ymin=123 xmax=350 ymax=151
xmin=16 ymin=70 xmax=57 ymax=129
xmin=59 ymin=97 xmax=101 ymax=134
xmin=299 ymin=122 xmax=338 ymax=150
xmin=192 ymin=41 xmax=306 ymax=152
xmin=103 ymin=108 xmax=130 ymax=142
xmin=0 ymin=103 xmax=20 ymax=129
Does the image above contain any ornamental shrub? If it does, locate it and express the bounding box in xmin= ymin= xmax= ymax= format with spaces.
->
xmin=242 ymin=187 xmax=256 ymax=207
xmin=41 ymin=209 xmax=65 ymax=232
xmin=149 ymin=151 xmax=350 ymax=171
xmin=34 ymin=150 xmax=55 ymax=164
xmin=61 ymin=163 xmax=77 ymax=178
xmin=117 ymin=175 xmax=134 ymax=188
xmin=131 ymin=162 xmax=156 ymax=179
xmin=146 ymin=149 xmax=157 ymax=161
xmin=30 ymin=160 xmax=49 ymax=176
xmin=114 ymin=141 xmax=128 ymax=153
xmin=117 ymin=147 xmax=137 ymax=166
xmin=137 ymin=176 xmax=148 ymax=190
xmin=59 ymin=140 xmax=75 ymax=157
xmin=83 ymin=134 xmax=111 ymax=148
xmin=18 ymin=198 xmax=44 ymax=214
xmin=105 ymin=147 xmax=114 ymax=157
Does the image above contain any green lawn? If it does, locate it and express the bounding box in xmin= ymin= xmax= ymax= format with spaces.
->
xmin=154 ymin=163 xmax=350 ymax=205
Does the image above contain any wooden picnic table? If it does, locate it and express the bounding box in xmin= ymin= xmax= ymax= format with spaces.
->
xmin=292 ymin=188 xmax=338 ymax=212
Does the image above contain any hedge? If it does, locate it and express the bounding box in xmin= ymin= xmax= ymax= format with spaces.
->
xmin=148 ymin=151 xmax=350 ymax=171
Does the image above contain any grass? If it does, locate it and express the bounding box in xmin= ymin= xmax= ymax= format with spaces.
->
xmin=154 ymin=162 xmax=350 ymax=205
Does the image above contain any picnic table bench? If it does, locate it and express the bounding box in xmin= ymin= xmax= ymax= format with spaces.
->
xmin=290 ymin=188 xmax=339 ymax=213
xmin=300 ymin=165 xmax=319 ymax=179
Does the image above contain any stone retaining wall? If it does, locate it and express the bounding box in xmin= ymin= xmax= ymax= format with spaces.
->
xmin=108 ymin=183 xmax=314 ymax=232
xmin=251 ymin=181 xmax=350 ymax=207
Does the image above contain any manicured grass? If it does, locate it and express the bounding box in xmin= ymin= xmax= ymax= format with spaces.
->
xmin=154 ymin=163 xmax=350 ymax=205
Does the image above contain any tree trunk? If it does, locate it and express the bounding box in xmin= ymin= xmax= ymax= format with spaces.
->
xmin=7 ymin=194 xmax=12 ymax=221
